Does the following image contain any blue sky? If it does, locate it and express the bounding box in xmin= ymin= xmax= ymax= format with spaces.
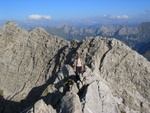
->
xmin=0 ymin=0 xmax=150 ymax=25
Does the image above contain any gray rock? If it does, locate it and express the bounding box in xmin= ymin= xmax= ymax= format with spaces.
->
xmin=0 ymin=21 xmax=69 ymax=102
xmin=69 ymin=83 xmax=79 ymax=94
xmin=53 ymin=65 xmax=77 ymax=93
xmin=42 ymin=84 xmax=56 ymax=96
xmin=26 ymin=99 xmax=56 ymax=113
xmin=82 ymin=81 xmax=120 ymax=113
xmin=54 ymin=65 xmax=76 ymax=85
xmin=76 ymin=37 xmax=150 ymax=113
xmin=60 ymin=92 xmax=82 ymax=113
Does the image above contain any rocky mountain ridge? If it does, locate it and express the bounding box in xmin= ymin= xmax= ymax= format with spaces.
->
xmin=44 ymin=22 xmax=150 ymax=61
xmin=0 ymin=21 xmax=150 ymax=113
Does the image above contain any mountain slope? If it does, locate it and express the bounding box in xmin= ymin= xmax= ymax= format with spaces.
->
xmin=0 ymin=21 xmax=150 ymax=113
xmin=0 ymin=21 xmax=69 ymax=102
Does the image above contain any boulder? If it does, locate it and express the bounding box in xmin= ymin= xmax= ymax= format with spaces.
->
xmin=59 ymin=92 xmax=82 ymax=113
xmin=81 ymin=81 xmax=120 ymax=113
xmin=26 ymin=99 xmax=56 ymax=113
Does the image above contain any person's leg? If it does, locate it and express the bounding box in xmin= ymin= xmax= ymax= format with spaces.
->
xmin=76 ymin=67 xmax=83 ymax=81
xmin=78 ymin=67 xmax=82 ymax=74
xmin=76 ymin=67 xmax=80 ymax=81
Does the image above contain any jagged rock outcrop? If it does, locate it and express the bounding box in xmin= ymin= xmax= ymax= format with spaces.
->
xmin=0 ymin=21 xmax=69 ymax=112
xmin=39 ymin=36 xmax=150 ymax=113
xmin=26 ymin=99 xmax=56 ymax=113
xmin=81 ymin=81 xmax=120 ymax=113
xmin=77 ymin=37 xmax=150 ymax=113
xmin=0 ymin=21 xmax=150 ymax=113
xmin=59 ymin=92 xmax=82 ymax=113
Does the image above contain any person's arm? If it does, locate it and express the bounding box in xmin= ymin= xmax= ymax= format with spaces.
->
xmin=74 ymin=60 xmax=76 ymax=71
xmin=81 ymin=60 xmax=84 ymax=71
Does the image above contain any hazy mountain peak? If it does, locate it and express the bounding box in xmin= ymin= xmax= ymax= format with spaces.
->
xmin=3 ymin=20 xmax=20 ymax=31
xmin=30 ymin=27 xmax=48 ymax=34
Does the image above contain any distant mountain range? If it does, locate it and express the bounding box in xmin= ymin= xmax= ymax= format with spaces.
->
xmin=41 ymin=22 xmax=150 ymax=61
xmin=44 ymin=22 xmax=150 ymax=41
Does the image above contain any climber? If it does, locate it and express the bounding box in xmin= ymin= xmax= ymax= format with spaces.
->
xmin=74 ymin=53 xmax=84 ymax=80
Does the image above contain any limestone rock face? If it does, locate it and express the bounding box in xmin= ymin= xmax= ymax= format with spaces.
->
xmin=0 ymin=21 xmax=69 ymax=102
xmin=82 ymin=81 xmax=119 ymax=113
xmin=0 ymin=21 xmax=150 ymax=113
xmin=27 ymin=99 xmax=56 ymax=113
xmin=76 ymin=37 xmax=150 ymax=113
xmin=0 ymin=21 xmax=69 ymax=113
xmin=59 ymin=92 xmax=82 ymax=113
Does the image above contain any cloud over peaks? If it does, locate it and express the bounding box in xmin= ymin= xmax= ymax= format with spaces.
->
xmin=104 ymin=15 xmax=129 ymax=19
xmin=28 ymin=14 xmax=52 ymax=20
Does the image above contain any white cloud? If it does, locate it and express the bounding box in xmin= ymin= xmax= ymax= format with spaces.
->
xmin=28 ymin=14 xmax=52 ymax=20
xmin=104 ymin=15 xmax=129 ymax=19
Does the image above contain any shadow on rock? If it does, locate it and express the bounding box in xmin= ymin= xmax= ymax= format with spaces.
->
xmin=0 ymin=76 xmax=55 ymax=113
